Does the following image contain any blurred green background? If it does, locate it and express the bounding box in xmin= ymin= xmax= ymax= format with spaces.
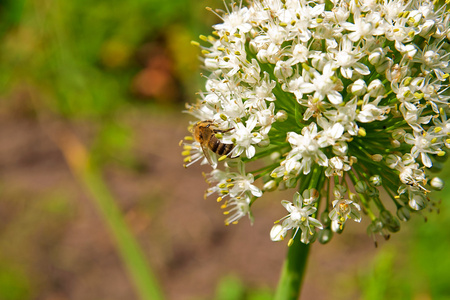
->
xmin=0 ymin=0 xmax=449 ymax=299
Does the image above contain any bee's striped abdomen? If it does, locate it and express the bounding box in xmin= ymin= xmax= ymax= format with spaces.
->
xmin=217 ymin=142 xmax=233 ymax=155
xmin=209 ymin=135 xmax=233 ymax=156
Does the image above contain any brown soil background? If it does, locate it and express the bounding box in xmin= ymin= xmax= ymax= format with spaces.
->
xmin=0 ymin=109 xmax=385 ymax=300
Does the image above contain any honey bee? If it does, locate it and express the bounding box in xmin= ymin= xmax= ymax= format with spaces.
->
xmin=192 ymin=120 xmax=234 ymax=165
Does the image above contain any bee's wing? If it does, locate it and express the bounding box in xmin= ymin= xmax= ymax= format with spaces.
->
xmin=200 ymin=143 xmax=218 ymax=169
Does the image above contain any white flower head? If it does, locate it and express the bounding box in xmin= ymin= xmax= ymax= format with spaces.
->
xmin=185 ymin=0 xmax=450 ymax=245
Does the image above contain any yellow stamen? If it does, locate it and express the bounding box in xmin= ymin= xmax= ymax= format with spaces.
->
xmin=358 ymin=128 xmax=366 ymax=137
xmin=403 ymin=77 xmax=412 ymax=86
xmin=414 ymin=92 xmax=424 ymax=99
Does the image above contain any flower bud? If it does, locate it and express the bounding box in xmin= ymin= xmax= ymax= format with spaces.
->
xmin=366 ymin=187 xmax=379 ymax=197
xmin=258 ymin=136 xmax=270 ymax=147
xmin=392 ymin=129 xmax=406 ymax=140
xmin=285 ymin=177 xmax=298 ymax=188
xmin=256 ymin=49 xmax=269 ymax=63
xmin=320 ymin=211 xmax=331 ymax=227
xmin=419 ymin=21 xmax=433 ymax=37
xmin=349 ymin=192 xmax=359 ymax=202
xmin=380 ymin=210 xmax=400 ymax=232
xmin=304 ymin=230 xmax=318 ymax=244
xmin=270 ymin=151 xmax=281 ymax=161
xmin=263 ymin=180 xmax=278 ymax=192
xmin=204 ymin=58 xmax=219 ymax=69
xmin=333 ymin=221 xmax=344 ymax=234
xmin=275 ymin=110 xmax=288 ymax=122
xmin=370 ymin=219 xmax=384 ymax=232
xmin=396 ymin=206 xmax=411 ymax=222
xmin=375 ymin=59 xmax=390 ymax=73
xmin=386 ymin=154 xmax=401 ymax=169
xmin=409 ymin=192 xmax=426 ymax=210
xmin=369 ymin=50 xmax=383 ymax=65
xmin=248 ymin=40 xmax=258 ymax=54
xmin=371 ymin=154 xmax=383 ymax=162
xmin=349 ymin=79 xmax=367 ymax=96
xmin=367 ymin=79 xmax=385 ymax=97
xmin=334 ymin=184 xmax=347 ymax=198
xmin=391 ymin=139 xmax=401 ymax=148
xmin=355 ymin=181 xmax=368 ymax=193
xmin=270 ymin=224 xmax=286 ymax=241
xmin=332 ymin=142 xmax=348 ymax=156
xmin=430 ymin=177 xmax=444 ymax=191
xmin=318 ymin=228 xmax=333 ymax=244
xmin=369 ymin=175 xmax=382 ymax=187
xmin=274 ymin=61 xmax=293 ymax=79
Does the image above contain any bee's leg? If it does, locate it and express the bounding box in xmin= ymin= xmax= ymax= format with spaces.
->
xmin=213 ymin=127 xmax=234 ymax=133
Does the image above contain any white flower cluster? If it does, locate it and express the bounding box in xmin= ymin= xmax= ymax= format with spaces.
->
xmin=182 ymin=0 xmax=450 ymax=245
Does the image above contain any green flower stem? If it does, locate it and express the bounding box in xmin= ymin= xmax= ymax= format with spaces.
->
xmin=274 ymin=239 xmax=310 ymax=300
xmin=58 ymin=133 xmax=164 ymax=300
xmin=81 ymin=165 xmax=165 ymax=300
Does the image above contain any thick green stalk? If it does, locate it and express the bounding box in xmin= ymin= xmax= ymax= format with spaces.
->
xmin=274 ymin=240 xmax=310 ymax=300
xmin=275 ymin=167 xmax=321 ymax=300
